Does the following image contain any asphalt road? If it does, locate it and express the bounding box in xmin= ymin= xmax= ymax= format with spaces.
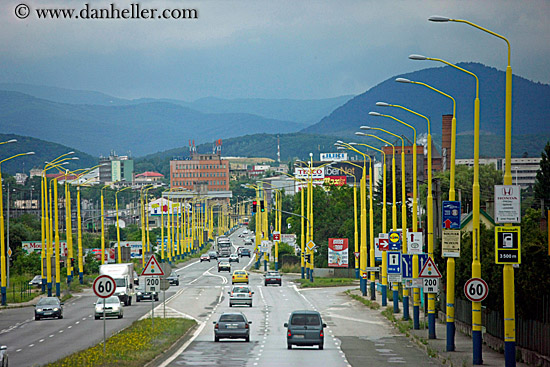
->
xmin=0 ymin=227 xmax=442 ymax=366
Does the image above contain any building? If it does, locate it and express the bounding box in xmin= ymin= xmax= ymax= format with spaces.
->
xmin=15 ymin=173 xmax=28 ymax=185
xmin=170 ymin=152 xmax=230 ymax=191
xmin=134 ymin=171 xmax=164 ymax=187
xmin=29 ymin=168 xmax=42 ymax=178
xmin=99 ymin=153 xmax=134 ymax=185
xmin=455 ymin=157 xmax=542 ymax=188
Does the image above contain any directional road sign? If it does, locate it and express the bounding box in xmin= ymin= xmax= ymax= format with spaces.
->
xmin=388 ymin=231 xmax=402 ymax=251
xmin=387 ymin=251 xmax=401 ymax=274
xmin=423 ymin=278 xmax=439 ymax=293
xmin=494 ymin=185 xmax=521 ymax=223
xmin=442 ymin=229 xmax=461 ymax=258
xmin=145 ymin=276 xmax=160 ymax=292
xmin=407 ymin=231 xmax=423 ymax=255
xmin=495 ymin=226 xmax=521 ymax=264
xmin=442 ymin=201 xmax=461 ymax=229
xmin=402 ymin=254 xmax=413 ymax=279
xmin=378 ymin=233 xmax=389 ymax=251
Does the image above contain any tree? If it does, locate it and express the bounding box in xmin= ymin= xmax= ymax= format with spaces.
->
xmin=534 ymin=141 xmax=550 ymax=209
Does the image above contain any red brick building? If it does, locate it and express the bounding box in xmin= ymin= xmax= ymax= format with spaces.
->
xmin=170 ymin=153 xmax=230 ymax=191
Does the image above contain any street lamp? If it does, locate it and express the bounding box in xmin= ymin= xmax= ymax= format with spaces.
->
xmin=395 ymin=77 xmax=459 ymax=349
xmin=409 ymin=54 xmax=481 ymax=347
xmin=0 ymin=151 xmax=34 ymax=305
xmin=115 ymin=186 xmax=133 ymax=264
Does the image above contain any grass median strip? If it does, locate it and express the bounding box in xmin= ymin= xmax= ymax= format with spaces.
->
xmin=46 ymin=318 xmax=196 ymax=367
xmin=295 ymin=277 xmax=357 ymax=288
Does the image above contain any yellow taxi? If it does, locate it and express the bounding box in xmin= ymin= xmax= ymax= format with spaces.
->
xmin=232 ymin=270 xmax=249 ymax=284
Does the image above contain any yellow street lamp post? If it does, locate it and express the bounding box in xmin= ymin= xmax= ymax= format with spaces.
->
xmin=335 ymin=143 xmax=370 ymax=295
xmin=394 ymin=78 xmax=458 ymax=348
xmin=115 ymin=186 xmax=133 ymax=264
xmin=410 ymin=55 xmax=481 ymax=347
xmin=360 ymin=127 xmax=409 ymax=319
xmin=429 ymin=16 xmax=516 ymax=365
xmin=0 ymin=151 xmax=35 ymax=304
xmin=370 ymin=108 xmax=421 ymax=326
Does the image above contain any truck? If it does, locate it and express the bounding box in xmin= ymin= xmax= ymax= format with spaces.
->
xmin=99 ymin=263 xmax=135 ymax=306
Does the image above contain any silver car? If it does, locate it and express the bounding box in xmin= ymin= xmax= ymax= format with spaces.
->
xmin=228 ymin=286 xmax=254 ymax=307
xmin=95 ymin=296 xmax=124 ymax=319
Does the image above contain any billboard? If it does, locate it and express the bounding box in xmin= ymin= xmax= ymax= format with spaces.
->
xmin=328 ymin=238 xmax=348 ymax=268
xmin=324 ymin=176 xmax=347 ymax=186
xmin=320 ymin=152 xmax=348 ymax=162
xmin=294 ymin=167 xmax=325 ymax=180
xmin=22 ymin=241 xmax=68 ymax=256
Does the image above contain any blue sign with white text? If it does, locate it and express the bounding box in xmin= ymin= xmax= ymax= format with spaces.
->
xmin=442 ymin=201 xmax=461 ymax=229
xmin=387 ymin=251 xmax=401 ymax=274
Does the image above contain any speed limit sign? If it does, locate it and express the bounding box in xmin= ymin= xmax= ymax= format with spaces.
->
xmin=93 ymin=275 xmax=116 ymax=298
xmin=464 ymin=277 xmax=489 ymax=302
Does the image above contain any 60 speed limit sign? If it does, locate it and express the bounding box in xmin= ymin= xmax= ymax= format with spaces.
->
xmin=93 ymin=275 xmax=116 ymax=298
xmin=464 ymin=278 xmax=489 ymax=302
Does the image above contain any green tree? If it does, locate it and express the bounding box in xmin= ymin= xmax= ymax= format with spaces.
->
xmin=534 ymin=141 xmax=550 ymax=209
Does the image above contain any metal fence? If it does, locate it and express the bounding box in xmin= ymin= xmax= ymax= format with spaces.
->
xmin=443 ymin=292 xmax=550 ymax=358
xmin=10 ymin=281 xmax=35 ymax=303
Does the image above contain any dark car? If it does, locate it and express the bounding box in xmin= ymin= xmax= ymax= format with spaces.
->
xmin=284 ymin=310 xmax=326 ymax=350
xmin=0 ymin=345 xmax=7 ymax=367
xmin=136 ymin=285 xmax=159 ymax=302
xmin=213 ymin=312 xmax=252 ymax=342
xmin=35 ymin=297 xmax=63 ymax=320
xmin=200 ymin=253 xmax=210 ymax=262
xmin=167 ymin=271 xmax=180 ymax=286
xmin=239 ymin=249 xmax=251 ymax=258
xmin=264 ymin=271 xmax=282 ymax=286
xmin=218 ymin=261 xmax=231 ymax=272
xmin=208 ymin=251 xmax=218 ymax=260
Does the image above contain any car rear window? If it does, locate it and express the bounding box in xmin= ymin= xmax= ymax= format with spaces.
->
xmin=290 ymin=313 xmax=321 ymax=326
xmin=233 ymin=287 xmax=250 ymax=293
xmin=235 ymin=271 xmax=246 ymax=275
xmin=219 ymin=314 xmax=245 ymax=322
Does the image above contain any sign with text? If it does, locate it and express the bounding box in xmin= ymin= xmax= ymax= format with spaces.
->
xmin=495 ymin=226 xmax=521 ymax=264
xmin=423 ymin=278 xmax=439 ymax=293
xmin=294 ymin=167 xmax=325 ymax=180
xmin=22 ymin=241 xmax=68 ymax=256
xmin=328 ymin=238 xmax=349 ymax=268
xmin=494 ymin=185 xmax=521 ymax=223
xmin=320 ymin=152 xmax=348 ymax=162
xmin=388 ymin=231 xmax=402 ymax=251
xmin=378 ymin=233 xmax=389 ymax=251
xmin=442 ymin=229 xmax=461 ymax=258
xmin=324 ymin=176 xmax=347 ymax=186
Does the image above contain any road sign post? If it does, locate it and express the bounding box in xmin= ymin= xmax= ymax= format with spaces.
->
xmin=93 ymin=275 xmax=116 ymax=355
xmin=495 ymin=226 xmax=521 ymax=264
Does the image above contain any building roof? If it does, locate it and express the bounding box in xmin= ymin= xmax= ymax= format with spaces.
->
xmin=135 ymin=171 xmax=164 ymax=178
xmin=460 ymin=209 xmax=495 ymax=229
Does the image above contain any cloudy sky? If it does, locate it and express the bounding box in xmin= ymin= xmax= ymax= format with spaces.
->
xmin=1 ymin=0 xmax=549 ymax=101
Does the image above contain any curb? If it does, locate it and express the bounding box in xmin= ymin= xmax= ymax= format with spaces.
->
xmin=144 ymin=322 xmax=199 ymax=367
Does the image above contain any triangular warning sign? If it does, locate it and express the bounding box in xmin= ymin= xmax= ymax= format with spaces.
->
xmin=354 ymin=252 xmax=360 ymax=259
xmin=141 ymin=255 xmax=165 ymax=276
xmin=418 ymin=257 xmax=442 ymax=278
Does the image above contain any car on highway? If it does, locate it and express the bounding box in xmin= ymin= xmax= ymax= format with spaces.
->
xmin=28 ymin=275 xmax=42 ymax=287
xmin=232 ymin=270 xmax=249 ymax=284
xmin=34 ymin=297 xmax=63 ymax=320
xmin=0 ymin=345 xmax=7 ymax=367
xmin=136 ymin=285 xmax=159 ymax=302
xmin=264 ymin=271 xmax=282 ymax=286
xmin=95 ymin=296 xmax=124 ymax=319
xmin=244 ymin=238 xmax=253 ymax=246
xmin=167 ymin=271 xmax=180 ymax=286
xmin=213 ymin=312 xmax=252 ymax=342
xmin=229 ymin=254 xmax=239 ymax=263
xmin=284 ymin=310 xmax=327 ymax=350
xmin=239 ymin=248 xmax=251 ymax=258
xmin=243 ymin=229 xmax=249 ymax=235
xmin=228 ymin=285 xmax=254 ymax=307
xmin=208 ymin=251 xmax=218 ymax=260
xmin=218 ymin=261 xmax=231 ymax=272
xmin=200 ymin=253 xmax=210 ymax=262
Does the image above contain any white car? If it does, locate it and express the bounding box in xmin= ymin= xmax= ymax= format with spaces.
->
xmin=95 ymin=296 xmax=124 ymax=319
xmin=229 ymin=254 xmax=239 ymax=263
xmin=243 ymin=229 xmax=249 ymax=234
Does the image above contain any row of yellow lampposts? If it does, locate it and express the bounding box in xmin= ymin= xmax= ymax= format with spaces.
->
xmin=0 ymin=143 xmax=34 ymax=305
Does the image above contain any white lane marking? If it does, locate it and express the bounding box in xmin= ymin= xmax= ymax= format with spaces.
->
xmin=39 ymin=339 xmax=44 ymax=343
xmin=82 ymin=318 xmax=86 ymax=321
xmin=49 ymin=334 xmax=54 ymax=338
xmin=75 ymin=321 xmax=79 ymax=324
xmin=59 ymin=330 xmax=63 ymax=333
xmin=325 ymin=313 xmax=386 ymax=325
xmin=16 ymin=349 xmax=22 ymax=352
xmin=29 ymin=344 xmax=34 ymax=347
xmin=68 ymin=325 xmax=72 ymax=329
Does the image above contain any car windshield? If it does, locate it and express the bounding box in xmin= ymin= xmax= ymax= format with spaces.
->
xmin=267 ymin=272 xmax=279 ymax=276
xmin=97 ymin=296 xmax=120 ymax=304
xmin=37 ymin=297 xmax=59 ymax=306
xmin=170 ymin=272 xmax=177 ymax=277
xmin=232 ymin=287 xmax=250 ymax=293
xmin=219 ymin=314 xmax=245 ymax=322
xmin=115 ymin=278 xmax=126 ymax=287
xmin=290 ymin=313 xmax=321 ymax=326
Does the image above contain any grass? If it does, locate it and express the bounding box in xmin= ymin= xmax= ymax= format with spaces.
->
xmin=295 ymin=277 xmax=357 ymax=288
xmin=46 ymin=318 xmax=196 ymax=367
xmin=279 ymin=263 xmax=301 ymax=274
xmin=345 ymin=290 xmax=381 ymax=310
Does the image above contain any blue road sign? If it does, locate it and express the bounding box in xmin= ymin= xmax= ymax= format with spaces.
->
xmin=402 ymin=254 xmax=413 ymax=279
xmin=442 ymin=201 xmax=461 ymax=229
xmin=418 ymin=254 xmax=429 ymax=274
xmin=388 ymin=231 xmax=402 ymax=251
xmin=387 ymin=251 xmax=401 ymax=274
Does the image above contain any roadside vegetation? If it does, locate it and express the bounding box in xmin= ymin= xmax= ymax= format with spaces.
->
xmin=295 ymin=277 xmax=357 ymax=288
xmin=46 ymin=318 xmax=196 ymax=367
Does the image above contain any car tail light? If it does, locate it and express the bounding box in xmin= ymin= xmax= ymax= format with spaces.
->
xmin=232 ymin=276 xmax=235 ymax=280
xmin=215 ymin=323 xmax=219 ymax=329
xmin=245 ymin=323 xmax=249 ymax=329
xmin=320 ymin=330 xmax=324 ymax=337
xmin=249 ymin=292 xmax=252 ymax=296
xmin=287 ymin=330 xmax=292 ymax=337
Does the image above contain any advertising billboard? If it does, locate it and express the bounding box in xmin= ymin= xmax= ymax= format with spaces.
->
xmin=328 ymin=238 xmax=348 ymax=268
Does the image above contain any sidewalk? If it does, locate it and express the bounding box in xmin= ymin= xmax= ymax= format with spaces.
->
xmin=348 ymin=288 xmax=528 ymax=367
